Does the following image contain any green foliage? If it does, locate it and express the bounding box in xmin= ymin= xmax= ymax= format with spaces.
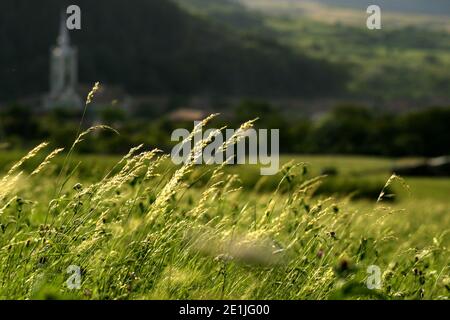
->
xmin=2 ymin=103 xmax=450 ymax=157
xmin=299 ymin=105 xmax=450 ymax=156
xmin=0 ymin=130 xmax=448 ymax=300
xmin=280 ymin=21 xmax=450 ymax=101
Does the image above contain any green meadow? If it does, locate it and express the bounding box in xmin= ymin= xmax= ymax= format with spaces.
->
xmin=0 ymin=123 xmax=448 ymax=299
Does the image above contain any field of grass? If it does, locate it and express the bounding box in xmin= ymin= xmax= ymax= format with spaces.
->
xmin=0 ymin=118 xmax=448 ymax=300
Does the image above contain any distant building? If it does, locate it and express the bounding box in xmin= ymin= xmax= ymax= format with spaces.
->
xmin=44 ymin=14 xmax=82 ymax=109
xmin=169 ymin=108 xmax=208 ymax=122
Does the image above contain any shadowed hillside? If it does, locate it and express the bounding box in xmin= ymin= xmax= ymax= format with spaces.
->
xmin=0 ymin=0 xmax=349 ymax=102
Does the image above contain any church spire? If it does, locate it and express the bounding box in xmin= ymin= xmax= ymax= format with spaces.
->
xmin=57 ymin=11 xmax=70 ymax=47
xmin=45 ymin=10 xmax=81 ymax=109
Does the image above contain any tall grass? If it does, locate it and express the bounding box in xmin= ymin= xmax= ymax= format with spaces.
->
xmin=0 ymin=88 xmax=448 ymax=299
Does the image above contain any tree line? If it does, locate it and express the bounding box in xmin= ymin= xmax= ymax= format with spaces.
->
xmin=1 ymin=101 xmax=449 ymax=157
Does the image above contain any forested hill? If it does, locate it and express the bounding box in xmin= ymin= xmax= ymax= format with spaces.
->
xmin=0 ymin=0 xmax=349 ymax=101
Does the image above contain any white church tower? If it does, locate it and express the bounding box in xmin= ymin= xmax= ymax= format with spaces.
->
xmin=45 ymin=14 xmax=82 ymax=109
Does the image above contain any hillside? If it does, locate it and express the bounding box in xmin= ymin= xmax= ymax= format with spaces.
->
xmin=239 ymin=0 xmax=450 ymax=30
xmin=0 ymin=0 xmax=348 ymax=102
xmin=174 ymin=0 xmax=267 ymax=32
xmin=185 ymin=0 xmax=450 ymax=103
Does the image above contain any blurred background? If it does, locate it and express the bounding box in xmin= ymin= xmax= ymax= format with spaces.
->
xmin=1 ymin=0 xmax=450 ymax=155
xmin=0 ymin=0 xmax=449 ymax=199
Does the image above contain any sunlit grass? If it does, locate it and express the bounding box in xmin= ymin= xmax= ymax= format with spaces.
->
xmin=0 ymin=120 xmax=448 ymax=300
